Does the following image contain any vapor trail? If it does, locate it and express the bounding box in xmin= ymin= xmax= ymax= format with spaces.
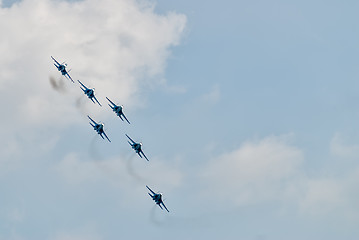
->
xmin=126 ymin=153 xmax=145 ymax=183
xmin=149 ymin=204 xmax=164 ymax=226
xmin=89 ymin=135 xmax=102 ymax=161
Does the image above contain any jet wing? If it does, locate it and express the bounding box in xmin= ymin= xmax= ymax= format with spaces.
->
xmin=146 ymin=185 xmax=156 ymax=195
xmin=125 ymin=134 xmax=136 ymax=144
xmin=161 ymin=202 xmax=169 ymax=212
xmin=141 ymin=150 xmax=149 ymax=161
xmin=51 ymin=56 xmax=60 ymax=66
xmin=77 ymin=80 xmax=88 ymax=90
xmin=122 ymin=112 xmax=130 ymax=124
xmin=66 ymin=72 xmax=74 ymax=83
xmin=106 ymin=97 xmax=116 ymax=107
xmin=103 ymin=131 xmax=111 ymax=142
xmin=87 ymin=115 xmax=97 ymax=125
xmin=93 ymin=96 xmax=102 ymax=106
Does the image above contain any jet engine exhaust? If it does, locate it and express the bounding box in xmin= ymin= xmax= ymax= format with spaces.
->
xmin=76 ymin=96 xmax=88 ymax=115
xmin=49 ymin=76 xmax=66 ymax=93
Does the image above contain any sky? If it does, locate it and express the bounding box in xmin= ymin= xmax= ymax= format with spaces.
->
xmin=0 ymin=0 xmax=359 ymax=239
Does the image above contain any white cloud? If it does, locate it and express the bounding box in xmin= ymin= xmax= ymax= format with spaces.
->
xmin=55 ymin=153 xmax=102 ymax=184
xmin=296 ymin=168 xmax=359 ymax=220
xmin=298 ymin=178 xmax=347 ymax=215
xmin=0 ymin=0 xmax=186 ymax=127
xmin=330 ymin=133 xmax=359 ymax=159
xmin=200 ymin=84 xmax=221 ymax=104
xmin=201 ymin=135 xmax=303 ymax=206
xmin=201 ymin=133 xmax=359 ymax=220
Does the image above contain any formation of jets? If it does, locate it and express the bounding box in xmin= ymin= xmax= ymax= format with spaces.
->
xmin=51 ymin=56 xmax=170 ymax=212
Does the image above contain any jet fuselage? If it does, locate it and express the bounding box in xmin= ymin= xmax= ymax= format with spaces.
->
xmin=94 ymin=124 xmax=104 ymax=134
xmin=84 ymin=89 xmax=95 ymax=98
xmin=152 ymin=193 xmax=163 ymax=205
xmin=113 ymin=105 xmax=123 ymax=116
xmin=132 ymin=143 xmax=142 ymax=153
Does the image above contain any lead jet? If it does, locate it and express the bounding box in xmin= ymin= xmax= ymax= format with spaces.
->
xmin=88 ymin=115 xmax=111 ymax=142
xmin=106 ymin=97 xmax=130 ymax=124
xmin=78 ymin=80 xmax=102 ymax=106
xmin=146 ymin=185 xmax=169 ymax=212
xmin=125 ymin=134 xmax=148 ymax=161
xmin=51 ymin=56 xmax=74 ymax=83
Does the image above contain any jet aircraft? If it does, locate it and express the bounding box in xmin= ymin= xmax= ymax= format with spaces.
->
xmin=78 ymin=80 xmax=102 ymax=106
xmin=146 ymin=185 xmax=169 ymax=212
xmin=88 ymin=115 xmax=111 ymax=142
xmin=126 ymin=134 xmax=148 ymax=161
xmin=106 ymin=97 xmax=130 ymax=124
xmin=51 ymin=56 xmax=74 ymax=83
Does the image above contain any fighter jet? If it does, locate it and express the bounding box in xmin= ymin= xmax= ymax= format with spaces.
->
xmin=88 ymin=115 xmax=111 ymax=142
xmin=78 ymin=80 xmax=102 ymax=106
xmin=51 ymin=56 xmax=74 ymax=83
xmin=106 ymin=97 xmax=130 ymax=124
xmin=146 ymin=185 xmax=169 ymax=212
xmin=126 ymin=134 xmax=148 ymax=161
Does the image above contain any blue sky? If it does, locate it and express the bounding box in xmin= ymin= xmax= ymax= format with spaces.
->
xmin=0 ymin=0 xmax=359 ymax=239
